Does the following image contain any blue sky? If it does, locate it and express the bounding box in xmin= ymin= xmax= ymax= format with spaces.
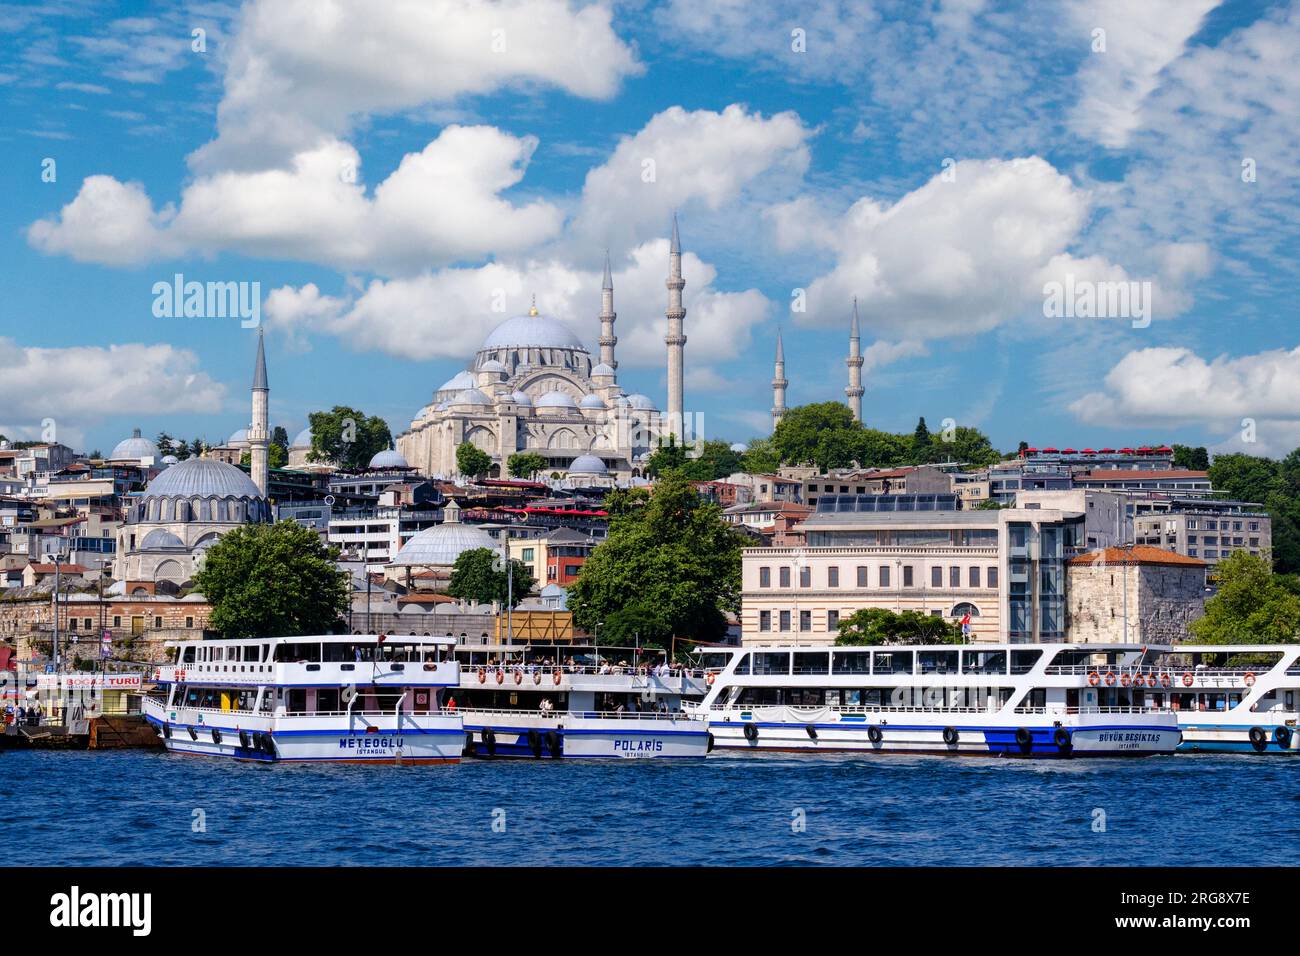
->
xmin=2 ymin=0 xmax=1299 ymax=458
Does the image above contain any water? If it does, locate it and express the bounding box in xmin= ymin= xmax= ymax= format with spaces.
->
xmin=3 ymin=751 xmax=1297 ymax=866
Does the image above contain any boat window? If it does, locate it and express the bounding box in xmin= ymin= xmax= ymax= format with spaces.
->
xmin=962 ymin=651 xmax=1006 ymax=675
xmin=753 ymin=652 xmax=790 ymax=676
xmin=287 ymin=689 xmax=307 ymax=713
xmin=698 ymin=652 xmax=731 ymax=671
xmin=1011 ymin=650 xmax=1043 ymax=674
xmin=316 ymin=689 xmax=340 ymax=713
xmin=873 ymin=652 xmax=913 ymax=674
xmin=181 ymin=646 xmax=196 ymax=663
xmin=731 ymin=653 xmax=751 ymax=676
xmin=213 ymin=647 xmax=225 ymax=662
xmin=832 ymin=651 xmax=870 ymax=675
xmin=793 ymin=651 xmax=829 ymax=675
xmin=784 ymin=688 xmax=824 ymax=706
xmin=918 ymin=651 xmax=958 ymax=674
xmin=736 ymin=686 xmax=781 ymax=705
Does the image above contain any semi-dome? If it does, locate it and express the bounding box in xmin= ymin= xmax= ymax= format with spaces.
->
xmin=438 ymin=370 xmax=476 ymax=393
xmin=626 ymin=394 xmax=658 ymax=411
xmin=480 ymin=312 xmax=587 ymax=351
xmin=369 ymin=448 xmax=410 ymax=469
xmin=141 ymin=457 xmax=264 ymax=501
xmin=478 ymin=359 xmax=507 ymax=374
xmin=591 ymin=362 xmax=615 ymax=377
xmin=508 ymin=390 xmax=532 ymax=406
xmin=568 ymin=454 xmax=608 ymax=476
xmin=291 ymin=428 xmax=312 ymax=449
xmin=227 ymin=428 xmax=249 ymax=446
xmin=579 ymin=394 xmax=608 ymax=409
xmin=536 ymin=390 xmax=578 ymax=410
xmin=110 ymin=429 xmax=159 ymax=462
xmin=452 ymin=388 xmax=494 ymax=406
xmin=390 ymin=522 xmax=496 ymax=567
xmin=139 ymin=529 xmax=185 ymax=550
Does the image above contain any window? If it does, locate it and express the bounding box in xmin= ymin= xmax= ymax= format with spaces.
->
xmin=903 ymin=565 xmax=914 ymax=587
xmin=759 ymin=566 xmax=771 ymax=588
xmin=857 ymin=566 xmax=868 ymax=587
xmin=969 ymin=566 xmax=981 ymax=588
xmin=793 ymin=650 xmax=828 ymax=674
xmin=799 ymin=609 xmax=811 ymax=630
xmin=988 ymin=567 xmax=999 ymax=588
xmin=799 ymin=565 xmax=811 ymax=588
xmin=779 ymin=566 xmax=791 ymax=588
xmin=931 ymin=566 xmax=942 ymax=588
xmin=112 ymin=616 xmax=121 ymax=628
xmin=521 ymin=547 xmax=534 ymax=561
xmin=949 ymin=566 xmax=960 ymax=588
xmin=779 ymin=610 xmax=791 ymax=631
xmin=827 ymin=610 xmax=839 ymax=631
xmin=880 ymin=565 xmax=891 ymax=587
xmin=153 ymin=616 xmax=162 ymax=628
xmin=828 ymin=566 xmax=839 ymax=587
xmin=69 ymin=618 xmax=77 ymax=631
xmin=759 ymin=610 xmax=771 ymax=631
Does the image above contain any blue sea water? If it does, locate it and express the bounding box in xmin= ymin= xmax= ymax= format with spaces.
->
xmin=3 ymin=751 xmax=1297 ymax=866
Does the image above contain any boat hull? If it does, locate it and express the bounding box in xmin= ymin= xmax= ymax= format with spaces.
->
xmin=1176 ymin=720 xmax=1299 ymax=754
xmin=459 ymin=712 xmax=710 ymax=759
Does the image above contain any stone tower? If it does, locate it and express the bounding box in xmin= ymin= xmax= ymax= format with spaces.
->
xmin=599 ymin=251 xmax=617 ymax=370
xmin=665 ymin=214 xmax=686 ymax=438
xmin=846 ymin=297 xmax=864 ymax=422
xmin=771 ymin=329 xmax=788 ymax=432
xmin=249 ymin=327 xmax=270 ymax=497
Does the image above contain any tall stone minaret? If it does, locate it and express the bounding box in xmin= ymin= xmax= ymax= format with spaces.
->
xmin=665 ymin=214 xmax=687 ymax=438
xmin=845 ymin=297 xmax=864 ymax=423
xmin=249 ymin=327 xmax=270 ymax=497
xmin=598 ymin=251 xmax=617 ymax=370
xmin=771 ymin=329 xmax=788 ymax=432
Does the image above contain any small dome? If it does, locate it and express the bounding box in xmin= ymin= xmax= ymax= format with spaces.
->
xmin=227 ymin=428 xmax=249 ymax=446
xmin=391 ymin=522 xmax=497 ymax=567
xmin=438 ymin=370 xmax=477 ymax=393
xmin=161 ymin=455 xmax=180 ymax=466
xmin=508 ymin=390 xmax=532 ymax=406
xmin=369 ymin=448 xmax=410 ymax=469
xmin=291 ymin=428 xmax=312 ymax=449
xmin=591 ymin=363 xmax=615 ymax=377
xmin=141 ymin=457 xmax=264 ymax=501
xmin=452 ymin=388 xmax=494 ymax=406
xmin=110 ymin=429 xmax=159 ymax=462
xmin=730 ymin=442 xmax=747 ymax=453
xmin=140 ymin=529 xmax=185 ymax=550
xmin=480 ymin=313 xmax=587 ymax=351
xmin=579 ymin=394 xmax=608 ymax=409
xmin=568 ymin=454 xmax=608 ymax=476
xmin=627 ymin=394 xmax=658 ymax=411
xmin=536 ymin=391 xmax=578 ymax=410
xmin=478 ymin=359 xmax=507 ymax=374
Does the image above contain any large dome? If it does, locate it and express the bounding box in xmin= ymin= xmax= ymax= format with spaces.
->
xmin=480 ymin=313 xmax=587 ymax=351
xmin=536 ymin=390 xmax=578 ymax=410
xmin=390 ymin=522 xmax=496 ymax=567
xmin=227 ymin=428 xmax=249 ymax=446
xmin=568 ymin=454 xmax=608 ymax=475
xmin=110 ymin=429 xmax=159 ymax=462
xmin=141 ymin=457 xmax=264 ymax=500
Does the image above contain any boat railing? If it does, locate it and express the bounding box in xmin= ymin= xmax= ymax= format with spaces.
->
xmin=1045 ymin=664 xmax=1283 ymax=679
xmin=1014 ymin=705 xmax=1172 ymax=715
xmin=698 ymin=703 xmax=1169 ymax=716
xmin=453 ymin=706 xmax=698 ymax=721
xmin=464 ymin=664 xmax=705 ymax=679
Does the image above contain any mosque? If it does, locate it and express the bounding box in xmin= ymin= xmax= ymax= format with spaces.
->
xmin=395 ymin=218 xmax=691 ymax=481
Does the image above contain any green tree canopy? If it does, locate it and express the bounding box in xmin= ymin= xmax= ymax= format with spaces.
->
xmin=307 ymin=406 xmax=392 ymax=470
xmin=456 ymin=442 xmax=493 ymax=479
xmin=835 ymin=608 xmax=964 ymax=645
xmin=599 ymin=603 xmax=674 ymax=648
xmin=568 ymin=472 xmax=743 ymax=647
xmin=1190 ymin=550 xmax=1300 ymax=644
xmin=740 ymin=436 xmax=781 ymax=474
xmin=193 ymin=521 xmax=349 ymax=638
xmin=447 ymin=547 xmax=534 ymax=607
xmin=507 ymin=451 xmax=547 ymax=479
xmin=1172 ymin=444 xmax=1210 ymax=470
xmin=646 ymin=435 xmax=689 ymax=477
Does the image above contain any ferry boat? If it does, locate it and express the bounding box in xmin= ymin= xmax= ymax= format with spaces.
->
xmin=1055 ymin=644 xmax=1298 ymax=754
xmin=689 ymin=643 xmax=1181 ymax=757
xmin=142 ymin=635 xmax=463 ymax=763
xmin=449 ymin=644 xmax=711 ymax=759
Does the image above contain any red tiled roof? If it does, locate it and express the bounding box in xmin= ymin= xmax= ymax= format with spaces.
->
xmin=1068 ymin=546 xmax=1208 ymax=568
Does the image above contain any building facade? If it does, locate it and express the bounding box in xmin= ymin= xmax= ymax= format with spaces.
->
xmin=1066 ymin=546 xmax=1208 ymax=643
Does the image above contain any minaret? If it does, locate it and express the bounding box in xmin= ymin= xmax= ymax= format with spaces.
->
xmin=771 ymin=329 xmax=788 ymax=431
xmin=845 ymin=297 xmax=864 ymax=422
xmin=598 ymin=251 xmax=617 ymax=370
xmin=664 ymin=214 xmax=687 ymax=438
xmin=249 ymin=327 xmax=270 ymax=497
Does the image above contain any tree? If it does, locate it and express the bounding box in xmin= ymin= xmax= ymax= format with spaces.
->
xmin=241 ymin=446 xmax=288 ymax=469
xmin=188 ymin=438 xmax=205 ymax=459
xmin=307 ymin=406 xmax=392 ymax=471
xmin=600 ymin=603 xmax=674 ymax=648
xmin=910 ymin=416 xmax=933 ymax=462
xmin=1190 ymin=550 xmax=1300 ymax=644
xmin=507 ymin=451 xmax=546 ymax=480
xmin=740 ymin=436 xmax=781 ymax=474
xmin=568 ymin=472 xmax=744 ymax=647
xmin=681 ymin=440 xmax=745 ymax=481
xmin=1173 ymin=444 xmax=1210 ymax=470
xmin=456 ymin=442 xmax=493 ymax=479
xmin=835 ymin=607 xmax=963 ymax=645
xmin=447 ymin=547 xmax=534 ymax=607
xmin=194 ymin=522 xmax=349 ymax=638
xmin=772 ymin=402 xmax=862 ymax=470
xmin=1208 ymin=453 xmax=1279 ymax=505
xmin=646 ymin=435 xmax=689 ymax=477
xmin=930 ymin=425 xmax=1001 ymax=467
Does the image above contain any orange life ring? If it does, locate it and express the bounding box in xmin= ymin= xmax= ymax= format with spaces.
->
xmin=514 ymin=670 xmax=523 ymax=685
xmin=1120 ymin=673 xmax=1132 ymax=687
xmin=1182 ymin=672 xmax=1194 ymax=687
xmin=552 ymin=669 xmax=562 ymax=686
xmin=1146 ymin=674 xmax=1157 ymax=688
xmin=1244 ymin=671 xmax=1256 ymax=687
xmin=1104 ymin=672 xmax=1116 ymax=687
xmin=477 ymin=667 xmax=486 ymax=684
xmin=1160 ymin=673 xmax=1171 ymax=688
xmin=706 ymin=672 xmax=716 ymax=686
xmin=533 ymin=671 xmax=542 ymax=685
xmin=1087 ymin=671 xmax=1100 ymax=687
xmin=495 ymin=669 xmax=505 ymax=685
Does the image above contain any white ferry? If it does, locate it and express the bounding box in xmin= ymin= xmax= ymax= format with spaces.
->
xmin=1052 ymin=644 xmax=1298 ymax=754
xmin=142 ymin=635 xmax=464 ymax=763
xmin=449 ymin=644 xmax=711 ymax=759
xmin=690 ymin=643 xmax=1181 ymax=757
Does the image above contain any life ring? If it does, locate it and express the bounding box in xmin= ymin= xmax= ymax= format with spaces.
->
xmin=867 ymin=725 xmax=883 ymax=745
xmin=1104 ymin=672 xmax=1116 ymax=687
xmin=527 ymin=728 xmax=543 ymax=758
xmin=553 ymin=670 xmax=562 ymax=686
xmin=1120 ymin=673 xmax=1132 ymax=687
xmin=1274 ymin=726 xmax=1293 ymax=749
xmin=477 ymin=667 xmax=486 ymax=684
xmin=1244 ymin=671 xmax=1256 ymax=687
xmin=495 ymin=668 xmax=505 ymax=685
xmin=1088 ymin=671 xmax=1100 ymax=686
xmin=533 ymin=671 xmax=542 ymax=685
xmin=1146 ymin=674 xmax=1158 ymax=688
xmin=743 ymin=722 xmax=759 ymax=742
xmin=545 ymin=730 xmax=562 ymax=758
xmin=942 ymin=726 xmax=959 ymax=746
xmin=1160 ymin=673 xmax=1171 ymax=688
xmin=1053 ymin=727 xmax=1072 ymax=752
xmin=1014 ymin=727 xmax=1033 ymax=753
xmin=1249 ymin=726 xmax=1268 ymax=752
xmin=706 ymin=672 xmax=716 ymax=686
xmin=1182 ymin=672 xmax=1194 ymax=687
xmin=514 ymin=670 xmax=523 ymax=685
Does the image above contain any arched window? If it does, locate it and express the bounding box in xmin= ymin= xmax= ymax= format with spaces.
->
xmin=951 ymin=602 xmax=980 ymax=618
